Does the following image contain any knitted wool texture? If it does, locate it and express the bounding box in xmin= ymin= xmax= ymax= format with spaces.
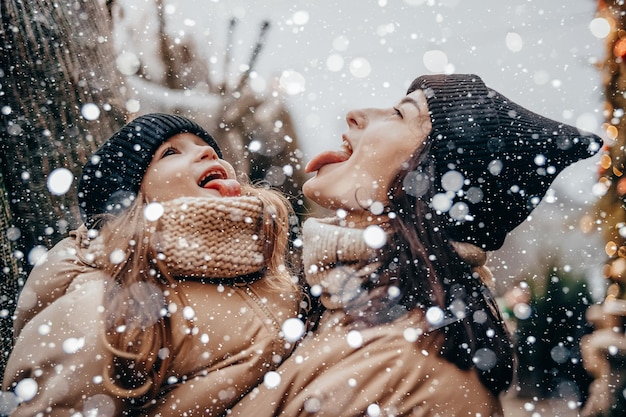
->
xmin=154 ymin=196 xmax=266 ymax=278
xmin=406 ymin=74 xmax=603 ymax=250
xmin=303 ymin=217 xmax=382 ymax=309
xmin=79 ymin=113 xmax=222 ymax=229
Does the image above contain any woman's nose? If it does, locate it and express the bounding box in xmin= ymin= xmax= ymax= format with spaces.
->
xmin=197 ymin=145 xmax=219 ymax=161
xmin=346 ymin=109 xmax=367 ymax=129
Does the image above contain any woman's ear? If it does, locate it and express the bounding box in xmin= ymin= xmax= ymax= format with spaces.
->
xmin=450 ymin=240 xmax=495 ymax=288
xmin=450 ymin=240 xmax=487 ymax=267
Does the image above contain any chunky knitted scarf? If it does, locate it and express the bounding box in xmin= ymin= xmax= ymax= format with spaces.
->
xmin=88 ymin=196 xmax=266 ymax=279
xmin=155 ymin=196 xmax=266 ymax=278
xmin=303 ymin=217 xmax=384 ymax=310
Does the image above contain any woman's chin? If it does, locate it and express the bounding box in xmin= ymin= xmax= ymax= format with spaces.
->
xmin=302 ymin=178 xmax=337 ymax=208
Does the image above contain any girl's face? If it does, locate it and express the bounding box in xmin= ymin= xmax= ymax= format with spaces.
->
xmin=303 ymin=89 xmax=432 ymax=218
xmin=141 ymin=133 xmax=239 ymax=202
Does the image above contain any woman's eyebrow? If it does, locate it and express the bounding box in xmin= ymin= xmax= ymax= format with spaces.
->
xmin=397 ymin=96 xmax=420 ymax=109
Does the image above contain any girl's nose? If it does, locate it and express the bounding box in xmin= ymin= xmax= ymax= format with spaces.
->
xmin=197 ymin=145 xmax=219 ymax=161
xmin=346 ymin=109 xmax=368 ymax=129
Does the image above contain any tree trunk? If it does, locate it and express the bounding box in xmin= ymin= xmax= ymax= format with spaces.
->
xmin=0 ymin=0 xmax=127 ymax=382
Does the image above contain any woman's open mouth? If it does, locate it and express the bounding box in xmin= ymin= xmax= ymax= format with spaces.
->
xmin=305 ymin=137 xmax=353 ymax=173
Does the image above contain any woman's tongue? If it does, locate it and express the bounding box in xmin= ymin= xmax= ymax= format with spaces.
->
xmin=203 ymin=178 xmax=241 ymax=196
xmin=305 ymin=150 xmax=350 ymax=173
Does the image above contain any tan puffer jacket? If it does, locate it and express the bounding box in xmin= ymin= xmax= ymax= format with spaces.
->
xmin=228 ymin=218 xmax=504 ymax=417
xmin=2 ymin=226 xmax=300 ymax=416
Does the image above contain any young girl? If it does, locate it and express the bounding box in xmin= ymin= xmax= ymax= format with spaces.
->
xmin=227 ymin=74 xmax=603 ymax=416
xmin=2 ymin=113 xmax=302 ymax=416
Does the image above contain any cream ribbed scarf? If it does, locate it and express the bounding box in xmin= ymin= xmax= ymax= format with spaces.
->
xmin=155 ymin=196 xmax=266 ymax=278
xmin=303 ymin=217 xmax=384 ymax=310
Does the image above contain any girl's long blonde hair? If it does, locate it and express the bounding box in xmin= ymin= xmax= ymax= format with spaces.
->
xmin=90 ymin=183 xmax=297 ymax=407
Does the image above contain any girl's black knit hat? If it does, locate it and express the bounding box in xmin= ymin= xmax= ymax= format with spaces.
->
xmin=78 ymin=113 xmax=222 ymax=229
xmin=407 ymin=74 xmax=603 ymax=251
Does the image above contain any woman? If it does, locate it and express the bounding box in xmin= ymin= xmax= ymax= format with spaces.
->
xmin=1 ymin=113 xmax=302 ymax=416
xmin=228 ymin=74 xmax=603 ymax=416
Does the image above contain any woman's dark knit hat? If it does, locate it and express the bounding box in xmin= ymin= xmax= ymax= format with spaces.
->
xmin=78 ymin=113 xmax=222 ymax=229
xmin=407 ymin=74 xmax=603 ymax=251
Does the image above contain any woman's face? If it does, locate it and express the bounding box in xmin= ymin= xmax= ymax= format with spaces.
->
xmin=303 ymin=89 xmax=432 ymax=216
xmin=141 ymin=132 xmax=240 ymax=202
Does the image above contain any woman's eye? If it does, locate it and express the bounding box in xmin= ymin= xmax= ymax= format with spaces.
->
xmin=161 ymin=147 xmax=178 ymax=158
xmin=393 ymin=107 xmax=403 ymax=118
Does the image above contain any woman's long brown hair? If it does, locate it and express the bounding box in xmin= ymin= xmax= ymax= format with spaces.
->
xmin=391 ymin=144 xmax=513 ymax=395
xmin=351 ymin=136 xmax=514 ymax=395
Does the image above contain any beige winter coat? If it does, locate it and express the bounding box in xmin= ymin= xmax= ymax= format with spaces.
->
xmin=2 ymin=225 xmax=300 ymax=416
xmin=228 ymin=218 xmax=504 ymax=417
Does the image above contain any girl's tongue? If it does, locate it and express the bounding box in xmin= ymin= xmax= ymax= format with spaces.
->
xmin=204 ymin=178 xmax=241 ymax=196
xmin=305 ymin=150 xmax=350 ymax=173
